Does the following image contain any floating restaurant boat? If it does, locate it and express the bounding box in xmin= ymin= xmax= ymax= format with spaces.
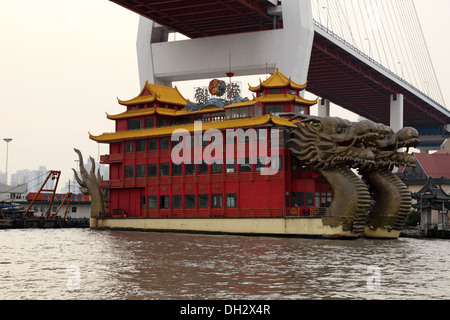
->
xmin=89 ymin=69 xmax=418 ymax=239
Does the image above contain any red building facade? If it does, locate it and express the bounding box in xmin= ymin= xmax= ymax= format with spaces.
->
xmin=91 ymin=70 xmax=332 ymax=219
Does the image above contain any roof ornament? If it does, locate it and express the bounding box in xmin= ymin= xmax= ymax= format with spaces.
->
xmin=185 ymin=95 xmax=249 ymax=111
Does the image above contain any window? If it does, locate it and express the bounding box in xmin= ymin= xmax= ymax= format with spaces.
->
xmin=226 ymin=193 xmax=237 ymax=208
xmin=185 ymin=195 xmax=195 ymax=208
xmin=248 ymin=106 xmax=254 ymax=117
xmin=156 ymin=119 xmax=165 ymax=127
xmin=167 ymin=119 xmax=175 ymax=126
xmin=148 ymin=139 xmax=157 ymax=151
xmin=198 ymin=194 xmax=209 ymax=208
xmin=226 ymin=109 xmax=232 ymax=120
xmin=160 ymin=195 xmax=170 ymax=209
xmin=198 ymin=161 xmax=209 ymax=174
xmin=212 ymin=162 xmax=222 ymax=174
xmin=257 ymin=129 xmax=267 ymax=141
xmin=145 ymin=118 xmax=155 ymax=128
xmin=238 ymin=130 xmax=252 ymax=144
xmin=289 ymin=89 xmax=297 ymax=95
xmin=254 ymin=105 xmax=263 ymax=117
xmin=172 ymin=163 xmax=182 ymax=176
xmin=305 ymin=192 xmax=314 ymax=206
xmin=327 ymin=194 xmax=333 ymax=207
xmin=290 ymin=156 xmax=300 ymax=171
xmin=232 ymin=108 xmax=239 ymax=119
xmin=202 ymin=133 xmax=210 ymax=147
xmin=277 ymin=129 xmax=286 ymax=146
xmin=292 ymin=192 xmax=304 ymax=207
xmin=129 ymin=119 xmax=142 ymax=130
xmin=315 ymin=192 xmax=332 ymax=208
xmin=202 ymin=113 xmax=210 ymax=122
xmin=321 ymin=193 xmax=328 ymax=207
xmin=240 ymin=107 xmax=248 ymax=118
xmin=141 ymin=196 xmax=146 ymax=209
xmin=212 ymin=194 xmax=222 ymax=208
xmin=125 ymin=141 xmax=134 ymax=153
xmin=160 ymin=138 xmax=170 ymax=150
xmin=185 ymin=163 xmax=195 ymax=175
xmin=225 ymin=131 xmax=238 ymax=145
xmin=265 ymin=105 xmax=284 ymax=116
xmin=71 ymin=207 xmax=77 ymax=213
xmin=226 ymin=159 xmax=236 ymax=173
xmin=315 ymin=193 xmax=320 ymax=208
xmin=255 ymin=157 xmax=267 ymax=172
xmin=136 ymin=140 xmax=146 ymax=152
xmin=172 ymin=195 xmax=182 ymax=209
xmin=148 ymin=196 xmax=157 ymax=209
xmin=294 ymin=106 xmax=306 ymax=115
xmin=270 ymin=88 xmax=281 ymax=94
xmin=148 ymin=164 xmax=157 ymax=177
xmin=136 ymin=164 xmax=146 ymax=177
xmin=270 ymin=155 xmax=282 ymax=171
xmin=125 ymin=165 xmax=134 ymax=178
xmin=160 ymin=163 xmax=170 ymax=176
xmin=212 ymin=112 xmax=225 ymax=122
xmin=302 ymin=162 xmax=311 ymax=172
xmin=239 ymin=157 xmax=251 ymax=172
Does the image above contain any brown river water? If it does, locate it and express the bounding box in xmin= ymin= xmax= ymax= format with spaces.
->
xmin=0 ymin=228 xmax=448 ymax=300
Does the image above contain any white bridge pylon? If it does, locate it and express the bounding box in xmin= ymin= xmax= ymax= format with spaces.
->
xmin=137 ymin=0 xmax=313 ymax=89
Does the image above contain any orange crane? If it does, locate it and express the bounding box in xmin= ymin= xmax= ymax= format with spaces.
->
xmin=22 ymin=171 xmax=61 ymax=219
xmin=51 ymin=192 xmax=73 ymax=219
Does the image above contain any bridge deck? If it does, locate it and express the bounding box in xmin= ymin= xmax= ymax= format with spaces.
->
xmin=109 ymin=0 xmax=450 ymax=131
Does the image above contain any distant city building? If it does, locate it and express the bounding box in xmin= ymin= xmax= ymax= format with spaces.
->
xmin=10 ymin=166 xmax=54 ymax=193
xmin=4 ymin=162 xmax=108 ymax=195
xmin=0 ymin=171 xmax=6 ymax=185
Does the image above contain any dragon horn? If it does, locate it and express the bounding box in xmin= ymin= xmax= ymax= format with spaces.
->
xmin=289 ymin=114 xmax=317 ymax=122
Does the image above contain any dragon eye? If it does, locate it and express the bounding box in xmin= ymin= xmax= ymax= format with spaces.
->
xmin=308 ymin=121 xmax=322 ymax=130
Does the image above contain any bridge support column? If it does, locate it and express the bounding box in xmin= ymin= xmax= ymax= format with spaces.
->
xmin=277 ymin=0 xmax=314 ymax=84
xmin=445 ymin=124 xmax=450 ymax=133
xmin=135 ymin=0 xmax=314 ymax=88
xmin=390 ymin=94 xmax=404 ymax=132
xmin=318 ymin=98 xmax=330 ymax=118
xmin=137 ymin=17 xmax=172 ymax=88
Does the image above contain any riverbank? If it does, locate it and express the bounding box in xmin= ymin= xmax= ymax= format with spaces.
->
xmin=400 ymin=227 xmax=450 ymax=239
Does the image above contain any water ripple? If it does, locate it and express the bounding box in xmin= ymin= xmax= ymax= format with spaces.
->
xmin=0 ymin=229 xmax=449 ymax=299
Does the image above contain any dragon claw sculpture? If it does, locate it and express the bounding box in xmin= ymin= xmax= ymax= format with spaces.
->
xmin=287 ymin=115 xmax=418 ymax=238
xmin=72 ymin=148 xmax=108 ymax=218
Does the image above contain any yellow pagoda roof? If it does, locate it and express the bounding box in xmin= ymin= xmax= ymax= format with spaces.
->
xmin=106 ymin=105 xmax=222 ymax=120
xmin=107 ymin=93 xmax=317 ymax=120
xmin=225 ymin=94 xmax=318 ymax=108
xmin=117 ymin=81 xmax=189 ymax=106
xmin=90 ymin=115 xmax=300 ymax=143
xmin=248 ymin=68 xmax=308 ymax=92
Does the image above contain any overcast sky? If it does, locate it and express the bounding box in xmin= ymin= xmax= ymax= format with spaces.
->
xmin=0 ymin=0 xmax=449 ymax=188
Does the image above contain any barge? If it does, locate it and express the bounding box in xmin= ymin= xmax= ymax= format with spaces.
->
xmin=89 ymin=70 xmax=416 ymax=239
xmin=0 ymin=171 xmax=90 ymax=229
